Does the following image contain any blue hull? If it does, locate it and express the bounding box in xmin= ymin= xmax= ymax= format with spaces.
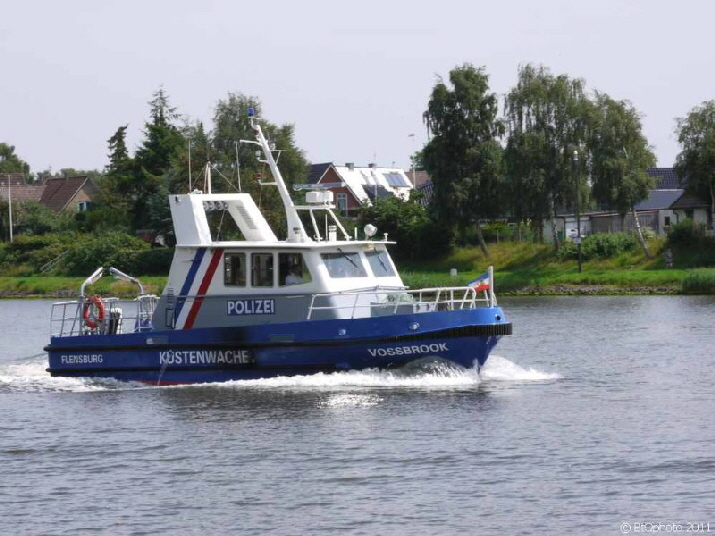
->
xmin=46 ymin=308 xmax=512 ymax=385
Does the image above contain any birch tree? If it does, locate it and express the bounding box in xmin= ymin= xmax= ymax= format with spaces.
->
xmin=588 ymin=92 xmax=656 ymax=256
xmin=504 ymin=64 xmax=590 ymax=245
xmin=422 ymin=64 xmax=504 ymax=255
xmin=674 ymin=100 xmax=715 ymax=225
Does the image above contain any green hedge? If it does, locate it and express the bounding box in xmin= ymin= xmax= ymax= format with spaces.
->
xmin=557 ymin=232 xmax=638 ymax=260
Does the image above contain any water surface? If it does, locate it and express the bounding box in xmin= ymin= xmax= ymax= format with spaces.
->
xmin=1 ymin=296 xmax=713 ymax=534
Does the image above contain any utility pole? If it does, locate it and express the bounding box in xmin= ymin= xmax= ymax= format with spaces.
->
xmin=408 ymin=133 xmax=416 ymax=186
xmin=573 ymin=150 xmax=581 ymax=273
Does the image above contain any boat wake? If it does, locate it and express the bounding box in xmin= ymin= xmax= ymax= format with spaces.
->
xmin=481 ymin=355 xmax=561 ymax=382
xmin=0 ymin=354 xmax=558 ymax=394
xmin=0 ymin=354 xmax=126 ymax=393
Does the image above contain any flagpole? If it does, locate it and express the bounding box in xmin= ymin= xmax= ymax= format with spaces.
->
xmin=488 ymin=265 xmax=496 ymax=306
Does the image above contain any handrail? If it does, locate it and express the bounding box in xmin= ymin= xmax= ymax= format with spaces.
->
xmin=307 ymin=285 xmax=491 ymax=320
xmin=50 ymin=295 xmax=159 ymax=337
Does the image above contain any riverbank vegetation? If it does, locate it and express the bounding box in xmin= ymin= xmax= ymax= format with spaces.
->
xmin=1 ymin=231 xmax=714 ymax=297
xmin=2 ymin=63 xmax=715 ymax=297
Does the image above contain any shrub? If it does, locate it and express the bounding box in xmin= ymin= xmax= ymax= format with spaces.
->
xmin=667 ymin=220 xmax=715 ymax=249
xmin=61 ymin=232 xmax=150 ymax=276
xmin=557 ymin=232 xmax=637 ymax=260
xmin=130 ymin=248 xmax=174 ymax=275
xmin=0 ymin=233 xmax=73 ymax=273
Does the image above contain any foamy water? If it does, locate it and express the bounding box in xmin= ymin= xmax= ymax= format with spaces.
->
xmin=0 ymin=352 xmax=558 ymax=394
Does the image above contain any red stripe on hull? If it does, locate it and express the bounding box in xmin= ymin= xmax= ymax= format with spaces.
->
xmin=184 ymin=248 xmax=224 ymax=329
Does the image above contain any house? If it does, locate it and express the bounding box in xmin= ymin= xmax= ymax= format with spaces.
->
xmin=670 ymin=192 xmax=711 ymax=228
xmin=648 ymin=167 xmax=681 ymax=189
xmin=307 ymin=163 xmax=413 ymax=217
xmin=647 ymin=167 xmax=711 ymax=228
xmin=0 ymin=173 xmax=45 ymax=204
xmin=549 ymin=167 xmax=712 ymax=241
xmin=39 ymin=176 xmax=98 ymax=213
xmin=406 ymin=170 xmax=431 ymax=188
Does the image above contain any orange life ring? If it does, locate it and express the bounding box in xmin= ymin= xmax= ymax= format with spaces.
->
xmin=83 ymin=295 xmax=105 ymax=328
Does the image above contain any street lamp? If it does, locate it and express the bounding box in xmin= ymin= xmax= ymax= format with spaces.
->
xmin=572 ymin=150 xmax=582 ymax=273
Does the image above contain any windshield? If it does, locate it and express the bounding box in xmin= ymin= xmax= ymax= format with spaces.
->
xmin=321 ymin=252 xmax=367 ymax=278
xmin=366 ymin=250 xmax=395 ymax=277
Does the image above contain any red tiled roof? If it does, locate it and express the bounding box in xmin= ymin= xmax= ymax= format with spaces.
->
xmin=40 ymin=176 xmax=91 ymax=212
xmin=406 ymin=170 xmax=430 ymax=188
xmin=0 ymin=173 xmax=28 ymax=187
xmin=0 ymin=184 xmax=45 ymax=203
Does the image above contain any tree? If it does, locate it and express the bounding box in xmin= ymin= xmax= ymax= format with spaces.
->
xmin=130 ymin=88 xmax=186 ymax=231
xmin=106 ymin=125 xmax=132 ymax=175
xmin=209 ymin=93 xmax=308 ymax=236
xmin=358 ymin=193 xmax=452 ymax=261
xmin=674 ymin=100 xmax=715 ymax=226
xmin=170 ymin=121 xmax=211 ymax=194
xmin=0 ymin=143 xmax=30 ymax=175
xmin=421 ymin=64 xmax=505 ymax=255
xmin=135 ymin=88 xmax=184 ymax=177
xmin=588 ymin=92 xmax=656 ymax=256
xmin=94 ymin=125 xmax=136 ymax=233
xmin=504 ymin=64 xmax=590 ymax=246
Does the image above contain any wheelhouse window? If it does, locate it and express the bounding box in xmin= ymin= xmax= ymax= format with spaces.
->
xmin=366 ymin=250 xmax=395 ymax=277
xmin=251 ymin=253 xmax=274 ymax=287
xmin=279 ymin=252 xmax=312 ymax=286
xmin=224 ymin=252 xmax=246 ymax=286
xmin=321 ymin=251 xmax=367 ymax=278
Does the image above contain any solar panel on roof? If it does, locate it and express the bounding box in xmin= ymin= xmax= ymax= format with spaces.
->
xmin=384 ymin=172 xmax=410 ymax=188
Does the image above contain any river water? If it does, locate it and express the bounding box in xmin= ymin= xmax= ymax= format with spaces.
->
xmin=1 ymin=296 xmax=713 ymax=535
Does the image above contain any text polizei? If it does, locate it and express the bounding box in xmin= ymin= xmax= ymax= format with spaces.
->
xmin=227 ymin=299 xmax=275 ymax=316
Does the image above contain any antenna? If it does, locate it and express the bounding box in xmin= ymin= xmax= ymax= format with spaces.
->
xmin=241 ymin=107 xmax=310 ymax=242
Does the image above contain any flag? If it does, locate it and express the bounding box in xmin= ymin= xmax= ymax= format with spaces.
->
xmin=468 ymin=273 xmax=490 ymax=293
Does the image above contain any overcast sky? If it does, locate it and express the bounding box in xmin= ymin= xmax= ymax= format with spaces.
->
xmin=2 ymin=0 xmax=713 ymax=175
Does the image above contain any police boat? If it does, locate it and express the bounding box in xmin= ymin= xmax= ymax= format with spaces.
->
xmin=45 ymin=111 xmax=512 ymax=385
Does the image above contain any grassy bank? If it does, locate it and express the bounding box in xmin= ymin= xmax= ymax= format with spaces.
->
xmin=1 ymin=242 xmax=713 ymax=297
xmin=400 ymin=242 xmax=715 ymax=295
xmin=0 ymin=276 xmax=166 ymax=298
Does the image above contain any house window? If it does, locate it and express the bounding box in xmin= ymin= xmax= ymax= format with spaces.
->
xmin=336 ymin=193 xmax=348 ymax=214
xmin=685 ymin=209 xmax=694 ymax=220
xmin=224 ymin=253 xmax=246 ymax=286
xmin=251 ymin=253 xmax=274 ymax=287
xmin=78 ymin=201 xmax=92 ymax=212
xmin=664 ymin=216 xmax=671 ymax=229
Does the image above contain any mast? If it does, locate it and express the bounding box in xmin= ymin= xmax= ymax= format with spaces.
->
xmin=246 ymin=110 xmax=311 ymax=243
